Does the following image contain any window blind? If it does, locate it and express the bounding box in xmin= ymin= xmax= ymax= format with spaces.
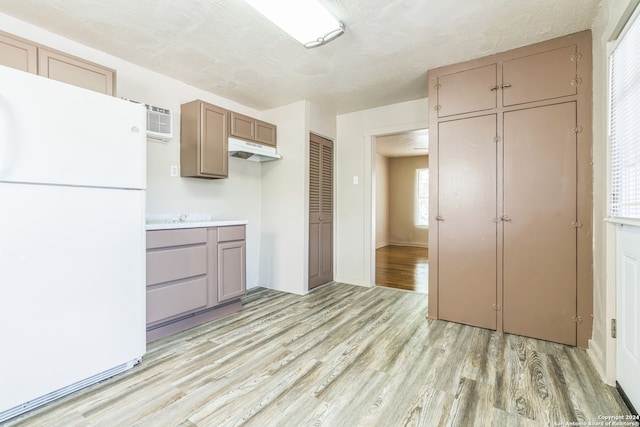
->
xmin=610 ymin=5 xmax=640 ymax=218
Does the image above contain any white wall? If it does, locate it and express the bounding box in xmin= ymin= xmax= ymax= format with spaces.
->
xmin=375 ymin=154 xmax=390 ymax=248
xmin=336 ymin=98 xmax=429 ymax=286
xmin=0 ymin=12 xmax=271 ymax=290
xmin=590 ymin=0 xmax=640 ymax=384
xmin=388 ymin=156 xmax=429 ymax=247
xmin=259 ymin=100 xmax=335 ymax=294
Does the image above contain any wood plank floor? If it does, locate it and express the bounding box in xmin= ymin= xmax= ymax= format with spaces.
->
xmin=376 ymin=245 xmax=428 ymax=293
xmin=5 ymin=283 xmax=631 ymax=427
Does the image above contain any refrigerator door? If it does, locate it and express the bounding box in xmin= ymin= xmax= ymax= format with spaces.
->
xmin=0 ymin=182 xmax=146 ymax=412
xmin=0 ymin=65 xmax=146 ymax=190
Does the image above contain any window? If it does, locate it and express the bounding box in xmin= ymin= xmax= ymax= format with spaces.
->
xmin=610 ymin=5 xmax=640 ymax=218
xmin=417 ymin=168 xmax=429 ymax=226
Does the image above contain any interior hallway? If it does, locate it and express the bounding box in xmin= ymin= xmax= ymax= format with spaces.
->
xmin=376 ymin=245 xmax=428 ymax=293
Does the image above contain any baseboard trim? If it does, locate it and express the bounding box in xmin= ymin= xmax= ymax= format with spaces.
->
xmin=587 ymin=339 xmax=607 ymax=383
xmin=616 ymin=382 xmax=639 ymax=416
xmin=386 ymin=242 xmax=428 ymax=248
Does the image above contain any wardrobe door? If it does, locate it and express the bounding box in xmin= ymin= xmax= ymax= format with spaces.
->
xmin=437 ymin=64 xmax=497 ymax=118
xmin=502 ymin=45 xmax=577 ymax=107
xmin=502 ymin=102 xmax=577 ymax=346
xmin=438 ymin=114 xmax=498 ymax=330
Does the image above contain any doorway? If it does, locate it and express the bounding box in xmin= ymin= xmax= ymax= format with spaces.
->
xmin=373 ymin=129 xmax=429 ymax=293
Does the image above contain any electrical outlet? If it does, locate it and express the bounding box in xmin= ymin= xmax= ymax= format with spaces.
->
xmin=170 ymin=165 xmax=178 ymax=177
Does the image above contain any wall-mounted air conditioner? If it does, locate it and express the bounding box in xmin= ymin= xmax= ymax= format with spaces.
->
xmin=128 ymin=100 xmax=173 ymax=141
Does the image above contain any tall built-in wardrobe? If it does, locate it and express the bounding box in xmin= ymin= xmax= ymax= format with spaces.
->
xmin=427 ymin=31 xmax=592 ymax=347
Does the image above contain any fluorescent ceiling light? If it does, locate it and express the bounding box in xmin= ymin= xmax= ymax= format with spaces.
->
xmin=244 ymin=0 xmax=345 ymax=48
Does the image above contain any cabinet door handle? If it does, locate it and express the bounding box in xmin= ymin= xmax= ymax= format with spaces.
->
xmin=501 ymin=83 xmax=512 ymax=89
xmin=436 ymin=215 xmax=445 ymax=221
xmin=490 ymin=85 xmax=500 ymax=91
xmin=501 ymin=215 xmax=512 ymax=222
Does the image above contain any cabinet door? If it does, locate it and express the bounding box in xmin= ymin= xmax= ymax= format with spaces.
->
xmin=437 ymin=114 xmax=497 ymax=330
xmin=437 ymin=64 xmax=497 ymax=118
xmin=0 ymin=31 xmax=37 ymax=73
xmin=502 ymin=102 xmax=577 ymax=346
xmin=255 ymin=120 xmax=277 ymax=147
xmin=218 ymin=240 xmax=246 ymax=303
xmin=38 ymin=47 xmax=115 ymax=95
xmin=229 ymin=112 xmax=255 ymax=141
xmin=201 ymin=103 xmax=229 ymax=177
xmin=502 ymin=45 xmax=577 ymax=106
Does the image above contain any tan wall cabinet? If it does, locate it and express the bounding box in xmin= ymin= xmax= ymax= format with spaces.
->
xmin=146 ymin=225 xmax=247 ymax=342
xmin=0 ymin=31 xmax=37 ymax=73
xmin=181 ymin=100 xmax=229 ymax=179
xmin=230 ymin=111 xmax=277 ymax=147
xmin=0 ymin=30 xmax=115 ymax=96
xmin=428 ymin=30 xmax=592 ymax=347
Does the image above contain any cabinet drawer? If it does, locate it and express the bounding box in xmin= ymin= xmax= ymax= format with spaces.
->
xmin=146 ymin=277 xmax=208 ymax=324
xmin=147 ymin=228 xmax=207 ymax=249
xmin=218 ymin=225 xmax=245 ymax=242
xmin=147 ymin=245 xmax=207 ymax=285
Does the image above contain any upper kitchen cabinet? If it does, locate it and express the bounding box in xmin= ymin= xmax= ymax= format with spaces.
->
xmin=0 ymin=30 xmax=116 ymax=96
xmin=502 ymin=45 xmax=578 ymax=106
xmin=436 ymin=64 xmax=497 ymax=118
xmin=38 ymin=48 xmax=115 ymax=96
xmin=0 ymin=31 xmax=37 ymax=73
xmin=181 ymin=100 xmax=229 ymax=179
xmin=255 ymin=119 xmax=277 ymax=147
xmin=230 ymin=112 xmax=255 ymax=141
xmin=230 ymin=111 xmax=277 ymax=147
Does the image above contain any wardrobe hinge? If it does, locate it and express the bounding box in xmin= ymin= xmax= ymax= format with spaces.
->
xmin=494 ymin=136 xmax=501 ymax=143
xmin=434 ymin=105 xmax=442 ymax=111
xmin=570 ymin=52 xmax=583 ymax=62
xmin=571 ymin=220 xmax=583 ymax=228
xmin=571 ymin=77 xmax=583 ymax=86
xmin=571 ymin=316 xmax=583 ymax=324
xmin=492 ymin=304 xmax=501 ymax=311
xmin=435 ymin=83 xmax=442 ymax=89
xmin=572 ymin=126 xmax=584 ymax=134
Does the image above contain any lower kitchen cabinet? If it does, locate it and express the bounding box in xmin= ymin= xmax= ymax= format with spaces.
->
xmin=145 ymin=225 xmax=246 ymax=342
xmin=217 ymin=226 xmax=246 ymax=303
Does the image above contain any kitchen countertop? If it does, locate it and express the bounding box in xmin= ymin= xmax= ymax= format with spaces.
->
xmin=145 ymin=214 xmax=248 ymax=230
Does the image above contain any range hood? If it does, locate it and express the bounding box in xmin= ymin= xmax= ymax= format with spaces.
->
xmin=228 ymin=137 xmax=282 ymax=162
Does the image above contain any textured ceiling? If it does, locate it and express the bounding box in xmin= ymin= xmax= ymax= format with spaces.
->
xmin=0 ymin=0 xmax=601 ymax=115
xmin=376 ymin=129 xmax=428 ymax=158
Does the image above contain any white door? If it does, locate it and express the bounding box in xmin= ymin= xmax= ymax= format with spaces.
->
xmin=616 ymin=224 xmax=640 ymax=411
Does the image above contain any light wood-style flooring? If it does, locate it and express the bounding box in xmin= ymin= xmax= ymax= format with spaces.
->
xmin=6 ymin=283 xmax=630 ymax=427
xmin=376 ymin=245 xmax=428 ymax=293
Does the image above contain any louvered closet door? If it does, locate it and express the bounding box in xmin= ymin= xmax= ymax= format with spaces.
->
xmin=309 ymin=134 xmax=334 ymax=289
xmin=438 ymin=114 xmax=498 ymax=330
xmin=502 ymin=102 xmax=577 ymax=346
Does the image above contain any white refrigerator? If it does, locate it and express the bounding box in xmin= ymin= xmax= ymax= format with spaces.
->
xmin=0 ymin=65 xmax=146 ymax=422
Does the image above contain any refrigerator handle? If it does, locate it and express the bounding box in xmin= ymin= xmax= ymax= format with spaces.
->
xmin=0 ymin=94 xmax=18 ymax=178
